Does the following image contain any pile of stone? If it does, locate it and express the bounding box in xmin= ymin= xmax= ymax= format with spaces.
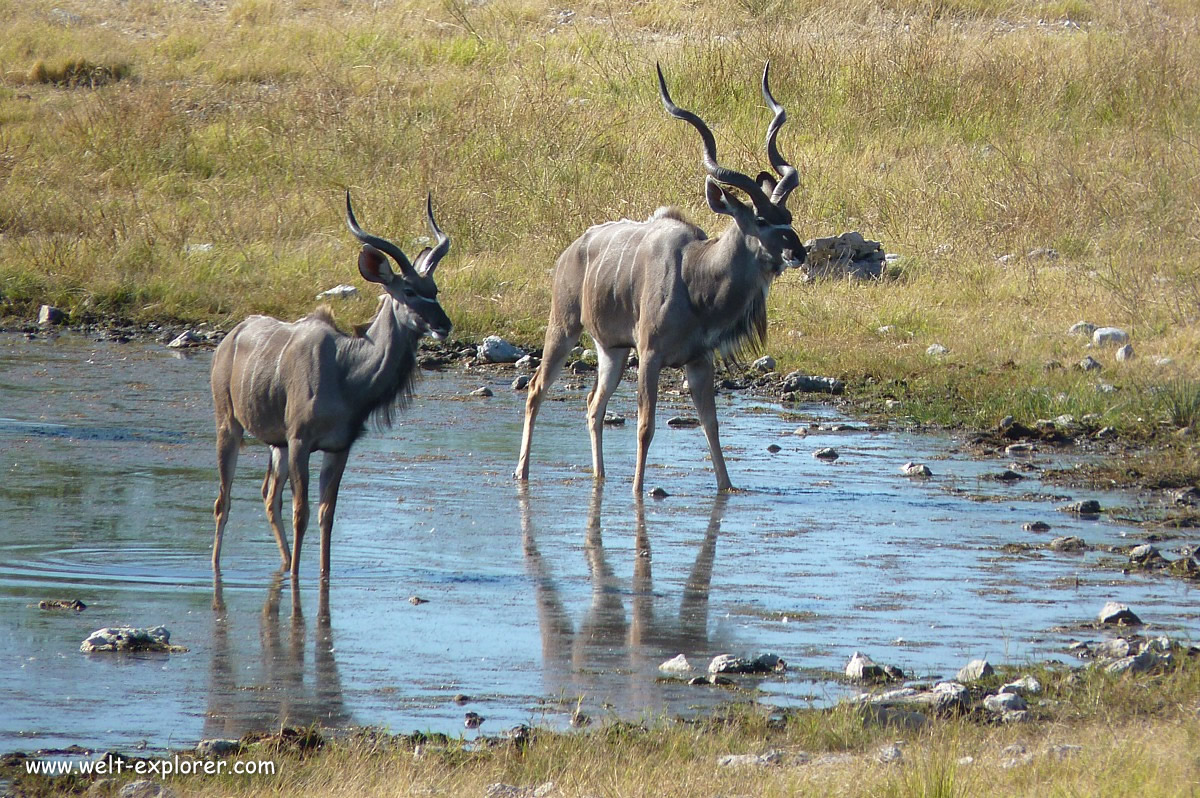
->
xmin=801 ymin=232 xmax=887 ymax=281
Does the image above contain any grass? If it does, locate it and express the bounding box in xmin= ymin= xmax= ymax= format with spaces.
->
xmin=7 ymin=659 xmax=1200 ymax=796
xmin=0 ymin=0 xmax=1198 ymax=447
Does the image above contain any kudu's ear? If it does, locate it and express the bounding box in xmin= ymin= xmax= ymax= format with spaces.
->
xmin=756 ymin=171 xmax=778 ymax=197
xmin=358 ymin=245 xmax=395 ymax=285
xmin=704 ymin=177 xmax=748 ymax=218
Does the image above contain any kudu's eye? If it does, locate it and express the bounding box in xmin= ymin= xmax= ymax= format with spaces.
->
xmin=403 ymin=286 xmax=417 ymax=298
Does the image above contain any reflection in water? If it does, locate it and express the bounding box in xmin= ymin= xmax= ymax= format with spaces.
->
xmin=206 ymin=574 xmax=350 ymax=738
xmin=521 ymin=484 xmax=727 ymax=712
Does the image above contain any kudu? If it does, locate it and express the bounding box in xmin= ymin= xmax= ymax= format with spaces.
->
xmin=210 ymin=192 xmax=452 ymax=579
xmin=515 ymin=63 xmax=805 ymax=493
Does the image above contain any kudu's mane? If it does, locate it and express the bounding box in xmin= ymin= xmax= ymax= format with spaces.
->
xmin=312 ymin=300 xmax=421 ymax=435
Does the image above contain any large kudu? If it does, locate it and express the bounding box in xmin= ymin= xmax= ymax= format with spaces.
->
xmin=210 ymin=193 xmax=452 ymax=579
xmin=515 ymin=63 xmax=805 ymax=493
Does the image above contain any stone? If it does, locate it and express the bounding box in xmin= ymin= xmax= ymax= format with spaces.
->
xmin=708 ymin=653 xmax=785 ymax=674
xmin=195 ymin=739 xmax=240 ymax=758
xmin=408 ymin=595 xmax=428 ymax=605
xmin=510 ymin=375 xmax=530 ymax=391
xmin=666 ymin=416 xmax=700 ymax=428
xmin=167 ymin=330 xmax=203 ymax=348
xmin=792 ymin=426 xmax=809 ymax=436
xmin=81 ymin=626 xmax=185 ymax=653
xmin=1048 ymin=744 xmax=1083 ymax=760
xmin=901 ymin=462 xmax=932 ymax=477
xmin=860 ymin=705 xmax=927 ymax=731
xmin=984 ymin=692 xmax=1028 ymax=713
xmin=1104 ymin=649 xmax=1167 ymax=675
xmin=38 ymin=599 xmax=86 ymax=611
xmin=1049 ymin=536 xmax=1087 ymax=552
xmin=1005 ymin=443 xmax=1036 ymax=455
xmin=1098 ymin=602 xmax=1141 ymax=626
xmin=926 ymin=343 xmax=949 ymax=357
xmin=1095 ymin=426 xmax=1117 ymax=439
xmin=1000 ymin=710 xmax=1031 ymax=723
xmin=956 ymin=659 xmax=993 ymax=682
xmin=801 ymin=232 xmax=886 ymax=280
xmin=813 ymin=447 xmax=839 ymax=461
xmin=603 ymin=413 xmax=625 ymax=426
xmin=1076 ymin=356 xmax=1102 ymax=372
xmin=1116 ymin=344 xmax=1134 ymax=362
xmin=471 ymin=386 xmax=494 ymax=397
xmin=1022 ymin=521 xmax=1051 ymax=532
xmin=1068 ymin=321 xmax=1096 ymax=337
xmin=649 ymin=486 xmax=669 ymax=499
xmin=993 ymin=469 xmax=1024 ymax=482
xmin=845 ymin=651 xmax=886 ymax=681
xmin=514 ymin=354 xmax=539 ymax=371
xmin=464 ymin=711 xmax=485 ymax=729
xmin=484 ymin=783 xmax=556 ymax=798
xmin=767 ymin=443 xmax=782 ymax=453
xmin=119 ymin=782 xmax=175 ymax=798
xmin=659 ymin=654 xmax=691 ymax=673
xmin=1092 ymin=327 xmax=1129 ymax=346
xmin=315 ymin=284 xmax=358 ymax=300
xmin=781 ymin=372 xmax=845 ymax=395
xmin=876 ymin=743 xmax=904 ymax=764
xmin=752 ymin=355 xmax=776 ymax=372
xmin=1000 ymin=675 xmax=1042 ymax=696
xmin=1129 ymin=544 xmax=1163 ymax=566
xmin=477 ymin=336 xmax=524 ymax=363
xmin=717 ymin=750 xmax=783 ymax=767
xmin=1094 ymin=638 xmax=1132 ymax=660
xmin=37 ymin=305 xmax=65 ymax=326
xmin=1171 ymin=487 xmax=1200 ymax=506
xmin=1061 ymin=499 xmax=1101 ymax=514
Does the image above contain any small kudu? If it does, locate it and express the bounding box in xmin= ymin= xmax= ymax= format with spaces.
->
xmin=210 ymin=192 xmax=452 ymax=579
xmin=515 ymin=63 xmax=806 ymax=494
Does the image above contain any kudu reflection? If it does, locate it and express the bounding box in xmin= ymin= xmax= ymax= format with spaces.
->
xmin=520 ymin=485 xmax=727 ymax=713
xmin=516 ymin=63 xmax=805 ymax=493
xmin=206 ymin=573 xmax=349 ymax=739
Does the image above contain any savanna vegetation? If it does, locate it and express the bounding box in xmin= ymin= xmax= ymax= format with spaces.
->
xmin=1 ymin=0 xmax=1198 ymax=449
xmin=7 ymin=659 xmax=1200 ymax=797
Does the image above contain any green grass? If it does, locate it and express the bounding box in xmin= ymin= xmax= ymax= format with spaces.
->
xmin=0 ymin=0 xmax=1198 ymax=445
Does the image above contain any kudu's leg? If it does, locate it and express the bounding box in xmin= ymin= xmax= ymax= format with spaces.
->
xmin=212 ymin=421 xmax=243 ymax=571
xmin=316 ymin=449 xmax=350 ymax=579
xmin=685 ymin=358 xmax=733 ymax=492
xmin=632 ymin=355 xmax=662 ymax=495
xmin=261 ymin=445 xmax=292 ymax=571
xmin=586 ymin=346 xmax=630 ymax=480
xmin=287 ymin=440 xmax=312 ymax=579
xmin=515 ymin=322 xmax=579 ymax=481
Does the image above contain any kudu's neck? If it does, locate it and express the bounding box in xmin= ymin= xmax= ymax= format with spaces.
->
xmin=341 ymin=297 xmax=421 ymax=404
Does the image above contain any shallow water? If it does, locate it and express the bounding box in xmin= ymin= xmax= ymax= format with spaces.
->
xmin=0 ymin=333 xmax=1195 ymax=754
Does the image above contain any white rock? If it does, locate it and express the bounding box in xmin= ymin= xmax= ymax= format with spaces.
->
xmin=813 ymin=447 xmax=839 ymax=461
xmin=1000 ymin=675 xmax=1042 ymax=696
xmin=984 ymin=692 xmax=1028 ymax=713
xmin=752 ymin=355 xmax=776 ymax=372
xmin=717 ymin=750 xmax=783 ymax=767
xmin=876 ymin=743 xmax=904 ymax=764
xmin=1115 ymin=344 xmax=1134 ymax=361
xmin=659 ymin=654 xmax=691 ymax=673
xmin=1068 ymin=321 xmax=1096 ymax=337
xmin=926 ymin=343 xmax=949 ymax=357
xmin=901 ymin=461 xmax=932 ymax=477
xmin=315 ymin=284 xmax=358 ymax=300
xmin=37 ymin=305 xmax=65 ymax=326
xmin=956 ymin=659 xmax=993 ymax=682
xmin=1097 ymin=601 xmax=1141 ymax=625
xmin=478 ymin=336 xmax=524 ymax=363
xmin=1092 ymin=327 xmax=1129 ymax=346
xmin=119 ymin=782 xmax=176 ymax=798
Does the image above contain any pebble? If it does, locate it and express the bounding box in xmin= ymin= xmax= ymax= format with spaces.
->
xmin=813 ymin=447 xmax=839 ymax=461
xmin=603 ymin=413 xmax=625 ymax=426
xmin=901 ymin=462 xmax=932 ymax=477
xmin=471 ymin=386 xmax=494 ymax=397
xmin=666 ymin=416 xmax=700 ymax=428
xmin=1022 ymin=521 xmax=1051 ymax=532
xmin=510 ymin=375 xmax=530 ymax=391
xmin=408 ymin=596 xmax=429 ymax=605
xmin=1049 ymin=536 xmax=1087 ymax=552
xmin=649 ymin=486 xmax=669 ymax=499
